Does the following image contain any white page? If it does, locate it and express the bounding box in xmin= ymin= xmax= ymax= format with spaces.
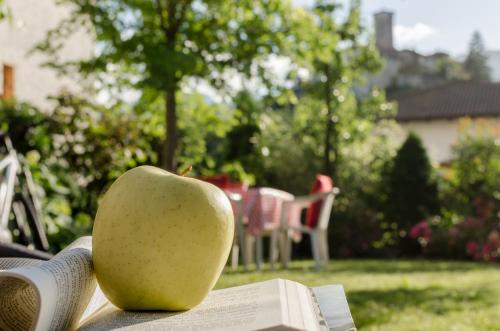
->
xmin=0 ymin=262 xmax=58 ymax=331
xmin=0 ymin=258 xmax=43 ymax=270
xmin=312 ymin=285 xmax=356 ymax=331
xmin=0 ymin=237 xmax=104 ymax=331
xmin=36 ymin=237 xmax=98 ymax=330
xmin=78 ymin=279 xmax=321 ymax=331
xmin=294 ymin=282 xmax=320 ymax=331
xmin=280 ymin=280 xmax=318 ymax=330
xmin=79 ymin=285 xmax=109 ymax=324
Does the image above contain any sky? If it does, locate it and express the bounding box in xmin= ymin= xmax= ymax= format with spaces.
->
xmin=295 ymin=0 xmax=500 ymax=57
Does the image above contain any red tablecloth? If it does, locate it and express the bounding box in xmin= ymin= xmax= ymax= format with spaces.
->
xmin=226 ymin=187 xmax=304 ymax=239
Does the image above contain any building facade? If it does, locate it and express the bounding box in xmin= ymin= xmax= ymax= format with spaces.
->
xmin=0 ymin=0 xmax=93 ymax=109
xmin=393 ymin=82 xmax=500 ymax=163
xmin=486 ymin=50 xmax=500 ymax=82
xmin=371 ymin=11 xmax=499 ymax=163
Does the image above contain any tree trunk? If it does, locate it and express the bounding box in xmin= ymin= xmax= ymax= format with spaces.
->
xmin=162 ymin=84 xmax=177 ymax=171
xmin=323 ymin=68 xmax=334 ymax=176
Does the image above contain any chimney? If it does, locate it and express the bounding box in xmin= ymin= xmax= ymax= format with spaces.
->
xmin=374 ymin=11 xmax=394 ymax=52
xmin=1 ymin=64 xmax=14 ymax=100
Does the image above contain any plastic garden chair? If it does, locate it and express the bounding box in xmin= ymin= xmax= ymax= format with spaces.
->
xmin=280 ymin=175 xmax=338 ymax=271
xmin=225 ymin=192 xmax=246 ymax=270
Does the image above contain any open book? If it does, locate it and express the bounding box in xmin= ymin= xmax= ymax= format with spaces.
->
xmin=0 ymin=237 xmax=356 ymax=331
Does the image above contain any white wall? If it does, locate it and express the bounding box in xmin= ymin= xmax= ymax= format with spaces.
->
xmin=486 ymin=50 xmax=500 ymax=82
xmin=400 ymin=117 xmax=500 ymax=163
xmin=0 ymin=0 xmax=93 ymax=110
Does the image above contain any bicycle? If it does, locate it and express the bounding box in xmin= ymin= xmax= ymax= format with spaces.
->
xmin=0 ymin=132 xmax=50 ymax=253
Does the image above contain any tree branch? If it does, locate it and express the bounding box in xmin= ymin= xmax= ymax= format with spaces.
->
xmin=154 ymin=0 xmax=168 ymax=35
xmin=174 ymin=0 xmax=192 ymax=31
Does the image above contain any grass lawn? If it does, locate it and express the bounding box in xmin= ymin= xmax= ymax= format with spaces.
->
xmin=216 ymin=260 xmax=500 ymax=331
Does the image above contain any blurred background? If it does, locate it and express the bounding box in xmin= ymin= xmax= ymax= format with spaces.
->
xmin=1 ymin=1 xmax=499 ymax=329
xmin=1 ymin=0 xmax=498 ymax=259
xmin=0 ymin=0 xmax=498 ymax=259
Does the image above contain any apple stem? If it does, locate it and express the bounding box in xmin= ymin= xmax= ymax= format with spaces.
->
xmin=180 ymin=165 xmax=193 ymax=177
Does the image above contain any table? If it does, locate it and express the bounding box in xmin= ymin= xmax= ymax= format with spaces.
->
xmin=226 ymin=187 xmax=306 ymax=269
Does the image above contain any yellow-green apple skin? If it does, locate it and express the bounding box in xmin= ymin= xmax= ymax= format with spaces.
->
xmin=92 ymin=166 xmax=234 ymax=311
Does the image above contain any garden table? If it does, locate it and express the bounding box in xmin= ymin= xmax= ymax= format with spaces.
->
xmin=225 ymin=187 xmax=304 ymax=269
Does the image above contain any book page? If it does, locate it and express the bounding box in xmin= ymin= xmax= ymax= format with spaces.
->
xmin=0 ymin=261 xmax=58 ymax=331
xmin=37 ymin=236 xmax=99 ymax=330
xmin=280 ymin=280 xmax=320 ymax=331
xmin=0 ymin=258 xmax=43 ymax=270
xmin=0 ymin=274 xmax=39 ymax=330
xmin=312 ymin=285 xmax=356 ymax=331
xmin=0 ymin=255 xmax=52 ymax=331
xmin=0 ymin=236 xmax=102 ymax=331
xmin=79 ymin=279 xmax=318 ymax=331
xmin=79 ymin=285 xmax=109 ymax=324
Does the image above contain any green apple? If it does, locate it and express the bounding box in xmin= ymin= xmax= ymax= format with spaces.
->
xmin=92 ymin=165 xmax=234 ymax=311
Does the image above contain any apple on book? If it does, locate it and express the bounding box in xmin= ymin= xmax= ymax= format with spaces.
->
xmin=92 ymin=165 xmax=234 ymax=311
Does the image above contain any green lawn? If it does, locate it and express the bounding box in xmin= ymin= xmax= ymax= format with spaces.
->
xmin=216 ymin=260 xmax=500 ymax=331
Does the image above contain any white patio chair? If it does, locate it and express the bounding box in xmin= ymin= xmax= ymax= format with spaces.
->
xmin=226 ymin=192 xmax=246 ymax=270
xmin=280 ymin=188 xmax=338 ymax=271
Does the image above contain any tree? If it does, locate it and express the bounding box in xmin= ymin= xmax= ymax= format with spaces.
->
xmin=38 ymin=0 xmax=293 ymax=171
xmin=288 ymin=0 xmax=382 ymax=177
xmin=464 ymin=31 xmax=491 ymax=82
xmin=435 ymin=55 xmax=469 ymax=82
xmin=386 ymin=133 xmax=439 ymax=230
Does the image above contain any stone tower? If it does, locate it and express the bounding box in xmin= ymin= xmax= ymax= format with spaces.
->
xmin=374 ymin=11 xmax=394 ymax=52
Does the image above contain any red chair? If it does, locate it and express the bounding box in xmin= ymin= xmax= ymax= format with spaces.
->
xmin=280 ymin=175 xmax=338 ymax=270
xmin=198 ymin=174 xmax=230 ymax=189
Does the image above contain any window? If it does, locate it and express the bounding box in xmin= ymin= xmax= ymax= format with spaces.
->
xmin=1 ymin=64 xmax=14 ymax=100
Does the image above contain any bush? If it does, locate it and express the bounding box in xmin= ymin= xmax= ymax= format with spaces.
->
xmin=332 ymin=121 xmax=402 ymax=257
xmin=1 ymin=96 xmax=159 ymax=251
xmin=410 ymin=133 xmax=499 ymax=261
xmin=254 ymin=91 xmax=402 ymax=257
xmin=380 ymin=133 xmax=439 ymax=255
xmin=1 ymin=92 xmax=252 ymax=250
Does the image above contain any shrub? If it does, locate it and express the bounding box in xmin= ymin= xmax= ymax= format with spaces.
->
xmin=411 ymin=132 xmax=499 ymax=261
xmin=0 ymin=96 xmax=158 ymax=251
xmin=384 ymin=133 xmax=440 ymax=256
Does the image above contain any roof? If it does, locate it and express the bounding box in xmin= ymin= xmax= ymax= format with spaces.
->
xmin=391 ymin=81 xmax=500 ymax=121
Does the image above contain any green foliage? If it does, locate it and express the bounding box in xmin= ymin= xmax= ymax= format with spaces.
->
xmin=380 ymin=133 xmax=440 ymax=256
xmin=133 ymin=89 xmax=255 ymax=182
xmin=0 ymin=0 xmax=8 ymax=21
xmin=447 ymin=135 xmax=499 ymax=213
xmin=464 ymin=31 xmax=491 ymax=82
xmin=435 ymin=55 xmax=469 ymax=82
xmin=0 ymin=97 xmax=158 ymax=251
xmin=39 ymin=0 xmax=293 ymax=88
xmin=6 ymin=1 xmax=494 ymax=263
xmin=286 ymin=0 xmax=383 ymax=175
xmin=386 ymin=133 xmax=439 ymax=230
xmin=333 ymin=120 xmax=402 ymax=256
xmin=38 ymin=0 xmax=295 ymax=170
xmin=1 ymin=90 xmax=263 ymax=249
xmin=250 ymin=87 xmax=400 ymax=256
xmin=255 ymin=95 xmax=324 ymax=193
xmin=421 ymin=131 xmax=500 ymax=261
